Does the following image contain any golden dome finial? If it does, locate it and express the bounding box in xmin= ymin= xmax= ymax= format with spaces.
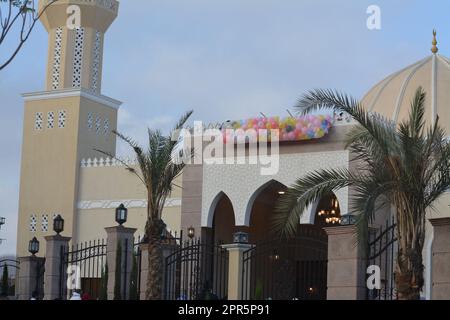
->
xmin=431 ymin=29 xmax=438 ymax=54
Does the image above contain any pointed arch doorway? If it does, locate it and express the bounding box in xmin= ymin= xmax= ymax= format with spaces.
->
xmin=241 ymin=181 xmax=342 ymax=300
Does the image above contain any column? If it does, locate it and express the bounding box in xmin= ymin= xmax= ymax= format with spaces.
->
xmin=429 ymin=217 xmax=450 ymax=299
xmin=324 ymin=224 xmax=367 ymax=300
xmin=43 ymin=235 xmax=71 ymax=300
xmin=222 ymin=243 xmax=253 ymax=300
xmin=16 ymin=256 xmax=45 ymax=300
xmin=105 ymin=225 xmax=136 ymax=300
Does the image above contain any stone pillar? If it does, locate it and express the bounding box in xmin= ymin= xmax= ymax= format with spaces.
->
xmin=16 ymin=256 xmax=45 ymax=300
xmin=223 ymin=243 xmax=253 ymax=300
xmin=139 ymin=243 xmax=149 ymax=300
xmin=429 ymin=217 xmax=450 ymax=300
xmin=139 ymin=242 xmax=177 ymax=300
xmin=105 ymin=226 xmax=136 ymax=300
xmin=43 ymin=235 xmax=71 ymax=300
xmin=324 ymin=225 xmax=366 ymax=300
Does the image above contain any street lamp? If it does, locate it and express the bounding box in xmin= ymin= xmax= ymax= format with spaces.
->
xmin=28 ymin=237 xmax=40 ymax=256
xmin=115 ymin=204 xmax=128 ymax=226
xmin=340 ymin=214 xmax=357 ymax=226
xmin=53 ymin=215 xmax=64 ymax=235
xmin=187 ymin=226 xmax=195 ymax=239
xmin=233 ymin=232 xmax=249 ymax=244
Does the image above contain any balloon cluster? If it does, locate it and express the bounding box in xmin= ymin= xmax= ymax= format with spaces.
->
xmin=223 ymin=115 xmax=332 ymax=143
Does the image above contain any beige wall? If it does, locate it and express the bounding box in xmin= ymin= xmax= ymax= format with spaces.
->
xmin=17 ymin=95 xmax=82 ymax=257
xmin=76 ymin=164 xmax=183 ymax=242
xmin=16 ymin=93 xmax=119 ymax=257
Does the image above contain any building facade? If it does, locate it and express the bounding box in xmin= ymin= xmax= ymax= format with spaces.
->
xmin=16 ymin=1 xmax=450 ymax=299
xmin=16 ymin=0 xmax=182 ymax=257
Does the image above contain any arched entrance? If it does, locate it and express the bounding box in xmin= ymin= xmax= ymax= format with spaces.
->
xmin=242 ymin=185 xmax=342 ymax=300
xmin=212 ymin=192 xmax=236 ymax=245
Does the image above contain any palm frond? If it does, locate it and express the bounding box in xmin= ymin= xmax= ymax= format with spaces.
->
xmin=273 ymin=168 xmax=366 ymax=237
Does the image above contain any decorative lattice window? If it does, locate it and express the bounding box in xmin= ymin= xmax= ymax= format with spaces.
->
xmin=41 ymin=214 xmax=49 ymax=232
xmin=58 ymin=110 xmax=67 ymax=128
xmin=47 ymin=112 xmax=55 ymax=129
xmin=72 ymin=27 xmax=85 ymax=88
xmin=52 ymin=27 xmax=63 ymax=90
xmin=87 ymin=112 xmax=94 ymax=130
xmin=30 ymin=214 xmax=37 ymax=232
xmin=103 ymin=118 xmax=109 ymax=135
xmin=35 ymin=112 xmax=43 ymax=130
xmin=91 ymin=31 xmax=102 ymax=93
xmin=95 ymin=116 xmax=101 ymax=134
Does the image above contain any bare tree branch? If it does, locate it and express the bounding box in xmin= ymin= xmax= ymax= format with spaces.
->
xmin=0 ymin=0 xmax=59 ymax=71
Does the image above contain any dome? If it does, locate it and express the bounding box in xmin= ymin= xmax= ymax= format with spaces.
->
xmin=361 ymin=32 xmax=450 ymax=132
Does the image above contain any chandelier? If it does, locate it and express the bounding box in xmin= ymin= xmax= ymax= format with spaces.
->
xmin=318 ymin=197 xmax=341 ymax=224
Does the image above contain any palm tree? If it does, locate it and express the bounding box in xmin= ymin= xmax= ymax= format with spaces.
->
xmin=274 ymin=87 xmax=450 ymax=300
xmin=98 ymin=110 xmax=193 ymax=300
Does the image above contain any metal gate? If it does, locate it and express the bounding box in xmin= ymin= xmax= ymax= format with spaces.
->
xmin=0 ymin=259 xmax=20 ymax=297
xmin=241 ymin=229 xmax=328 ymax=300
xmin=367 ymin=219 xmax=398 ymax=300
xmin=60 ymin=239 xmax=107 ymax=300
xmin=164 ymin=239 xmax=229 ymax=300
xmin=35 ymin=259 xmax=45 ymax=299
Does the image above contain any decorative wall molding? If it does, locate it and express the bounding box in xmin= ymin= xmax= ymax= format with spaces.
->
xmin=43 ymin=0 xmax=119 ymax=13
xmin=80 ymin=157 xmax=137 ymax=168
xmin=72 ymin=27 xmax=85 ymax=88
xmin=29 ymin=214 xmax=37 ymax=232
xmin=201 ymin=150 xmax=350 ymax=227
xmin=91 ymin=30 xmax=102 ymax=93
xmin=51 ymin=27 xmax=63 ymax=90
xmin=22 ymin=88 xmax=122 ymax=110
xmin=58 ymin=110 xmax=67 ymax=128
xmin=47 ymin=111 xmax=55 ymax=129
xmin=35 ymin=112 xmax=43 ymax=130
xmin=78 ymin=198 xmax=181 ymax=210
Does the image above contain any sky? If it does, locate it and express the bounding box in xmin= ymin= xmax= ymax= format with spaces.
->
xmin=0 ymin=0 xmax=449 ymax=255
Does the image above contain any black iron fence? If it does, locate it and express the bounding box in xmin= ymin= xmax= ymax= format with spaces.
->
xmin=164 ymin=238 xmax=229 ymax=300
xmin=367 ymin=219 xmax=398 ymax=300
xmin=241 ymin=230 xmax=328 ymax=300
xmin=0 ymin=259 xmax=20 ymax=297
xmin=60 ymin=239 xmax=107 ymax=300
xmin=131 ymin=236 xmax=143 ymax=300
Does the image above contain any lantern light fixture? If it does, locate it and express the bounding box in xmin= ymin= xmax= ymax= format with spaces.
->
xmin=115 ymin=204 xmax=128 ymax=226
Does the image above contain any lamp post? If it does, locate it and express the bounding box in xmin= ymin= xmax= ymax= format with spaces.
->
xmin=340 ymin=214 xmax=357 ymax=226
xmin=28 ymin=237 xmax=40 ymax=256
xmin=115 ymin=204 xmax=128 ymax=226
xmin=53 ymin=215 xmax=64 ymax=235
xmin=233 ymin=232 xmax=249 ymax=244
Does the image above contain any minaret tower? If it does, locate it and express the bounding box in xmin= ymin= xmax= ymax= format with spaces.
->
xmin=16 ymin=0 xmax=121 ymax=256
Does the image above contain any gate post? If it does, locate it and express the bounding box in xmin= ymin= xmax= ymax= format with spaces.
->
xmin=43 ymin=235 xmax=71 ymax=300
xmin=138 ymin=243 xmax=149 ymax=300
xmin=105 ymin=225 xmax=136 ymax=300
xmin=324 ymin=223 xmax=366 ymax=300
xmin=139 ymin=242 xmax=175 ymax=300
xmin=222 ymin=242 xmax=253 ymax=300
xmin=429 ymin=217 xmax=450 ymax=299
xmin=16 ymin=256 xmax=45 ymax=300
